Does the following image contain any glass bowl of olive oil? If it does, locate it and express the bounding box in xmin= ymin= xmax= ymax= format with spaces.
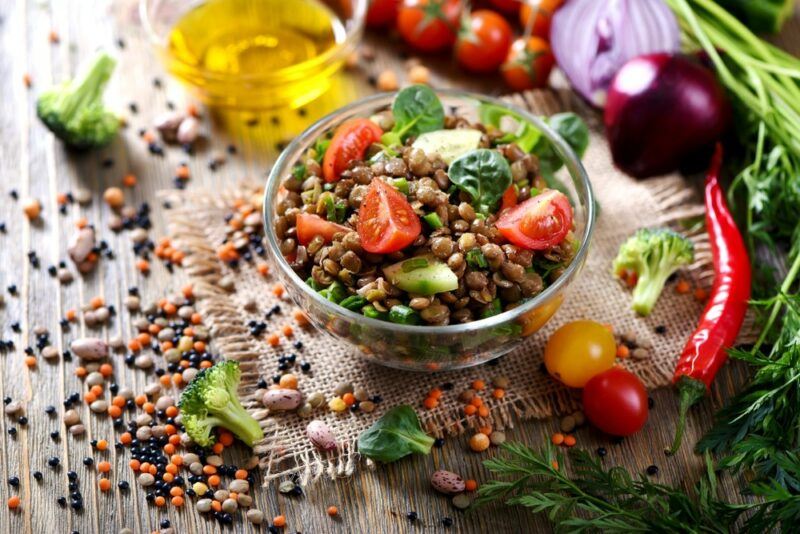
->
xmin=140 ymin=0 xmax=366 ymax=109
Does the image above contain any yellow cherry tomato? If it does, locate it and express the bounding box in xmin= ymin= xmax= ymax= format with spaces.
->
xmin=544 ymin=320 xmax=616 ymax=388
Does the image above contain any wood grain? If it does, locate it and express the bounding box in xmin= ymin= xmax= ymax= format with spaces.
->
xmin=0 ymin=1 xmax=797 ymax=532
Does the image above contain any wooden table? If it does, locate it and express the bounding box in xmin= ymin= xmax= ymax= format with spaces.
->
xmin=0 ymin=1 xmax=797 ymax=533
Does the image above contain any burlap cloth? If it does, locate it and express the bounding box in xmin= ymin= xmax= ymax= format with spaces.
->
xmin=165 ymin=90 xmax=716 ymax=485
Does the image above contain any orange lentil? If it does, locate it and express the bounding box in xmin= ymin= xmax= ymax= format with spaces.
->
xmin=279 ymin=374 xmax=298 ymax=389
xmin=491 ymin=388 xmax=505 ymax=399
xmin=23 ymin=73 xmax=32 ymax=87
xmin=148 ymin=465 xmax=157 ymax=475
xmin=676 ymin=279 xmax=691 ymax=294
xmin=182 ymin=284 xmax=194 ymax=298
xmin=471 ymin=380 xmax=486 ymax=391
xmin=257 ymin=262 xmax=270 ymax=276
xmin=84 ymin=392 xmax=97 ymax=404
xmin=235 ymin=469 xmax=248 ymax=480
xmin=193 ymin=341 xmax=206 ymax=352
xmin=342 ymin=393 xmax=356 ymax=406
xmin=140 ymin=463 xmax=151 ymax=473
xmin=127 ymin=340 xmax=142 ymax=352
xmin=162 ymin=472 xmax=174 ymax=483
xmin=90 ymin=385 xmax=103 ymax=396
xmin=552 ymin=460 xmax=559 ymax=470
xmin=168 ymin=435 xmax=181 ymax=446
xmin=99 ymin=363 xmax=113 ymax=377
xmin=477 ymin=406 xmax=490 ymax=418
xmin=148 ymin=324 xmax=161 ymax=335
xmin=154 ymin=496 xmax=166 ymax=507
xmin=143 ymin=402 xmax=155 ymax=414
xmin=98 ymin=461 xmax=111 ymax=473
xmin=90 ymin=296 xmax=104 ymax=309
xmin=99 ymin=478 xmax=111 ymax=492
xmin=469 ymin=396 xmax=483 ymax=407
xmin=165 ymin=463 xmax=178 ymax=475
xmin=122 ymin=173 xmax=137 ymax=187
xmin=327 ymin=506 xmax=338 ymax=517
xmin=159 ymin=375 xmax=171 ymax=387
xmin=165 ymin=406 xmax=178 ymax=418
xmin=169 ymin=486 xmax=183 ymax=497
xmin=65 ymin=309 xmax=77 ymax=321
xmin=211 ymin=442 xmax=224 ymax=455
xmin=171 ymin=250 xmax=185 ymax=264
xmin=137 ymin=332 xmax=151 ymax=345
xmin=25 ymin=356 xmax=37 ymax=368
xmin=74 ymin=366 xmax=87 ymax=378
xmin=207 ymin=475 xmax=220 ymax=487
xmin=164 ymin=424 xmax=177 ymax=436
xmin=616 ymin=345 xmax=630 ymax=359
xmin=272 ymin=284 xmax=285 ymax=298
xmin=120 ymin=432 xmax=132 ymax=445
xmin=56 ymin=192 xmax=69 ymax=205
xmin=112 ymin=396 xmax=126 ymax=408
xmin=163 ymin=444 xmax=176 ymax=456
xmin=190 ymin=313 xmax=202 ymax=325
xmin=211 ymin=500 xmax=222 ymax=512
xmin=478 ymin=425 xmax=492 ymax=436
xmin=163 ymin=302 xmax=177 ymax=315
xmin=96 ymin=439 xmax=108 ymax=451
xmin=135 ymin=395 xmax=146 ymax=406
xmin=203 ymin=465 xmax=217 ymax=475
xmin=136 ymin=259 xmax=150 ymax=273
xmin=273 ymin=515 xmax=286 ymax=528
xmin=464 ymin=479 xmax=478 ymax=491
xmin=170 ymin=455 xmax=183 ymax=466
xmin=463 ymin=404 xmax=477 ymax=416
xmin=422 ymin=397 xmax=438 ymax=410
xmin=219 ymin=431 xmax=234 ymax=446
xmin=172 ymin=373 xmax=183 ymax=387
xmin=199 ymin=360 xmax=213 ymax=369
xmin=551 ymin=433 xmax=565 ymax=445
xmin=428 ymin=388 xmax=443 ymax=400
xmin=176 ymin=165 xmax=190 ymax=180
xmin=129 ymin=459 xmax=140 ymax=471
xmin=171 ymin=496 xmax=185 ymax=507
xmin=8 ymin=495 xmax=21 ymax=509
xmin=108 ymin=405 xmax=122 ymax=418
xmin=267 ymin=333 xmax=280 ymax=346
xmin=49 ymin=30 xmax=60 ymax=43
xmin=292 ymin=309 xmax=310 ymax=326
xmin=694 ymin=287 xmax=708 ymax=301
xmin=564 ymin=434 xmax=576 ymax=447
xmin=281 ymin=325 xmax=294 ymax=338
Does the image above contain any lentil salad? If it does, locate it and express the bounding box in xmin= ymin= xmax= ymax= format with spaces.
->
xmin=273 ymin=85 xmax=588 ymax=327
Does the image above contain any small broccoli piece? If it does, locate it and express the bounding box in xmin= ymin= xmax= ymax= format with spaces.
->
xmin=613 ymin=228 xmax=694 ymax=316
xmin=178 ymin=360 xmax=263 ymax=448
xmin=36 ymin=51 xmax=118 ymax=150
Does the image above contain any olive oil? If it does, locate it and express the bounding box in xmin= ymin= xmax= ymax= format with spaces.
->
xmin=165 ymin=0 xmax=348 ymax=108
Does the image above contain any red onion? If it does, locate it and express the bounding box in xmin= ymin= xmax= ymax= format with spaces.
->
xmin=605 ymin=53 xmax=731 ymax=178
xmin=551 ymin=0 xmax=680 ymax=107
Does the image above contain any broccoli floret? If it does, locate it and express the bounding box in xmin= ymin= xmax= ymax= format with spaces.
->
xmin=36 ymin=51 xmax=118 ymax=150
xmin=613 ymin=228 xmax=694 ymax=316
xmin=178 ymin=360 xmax=263 ymax=448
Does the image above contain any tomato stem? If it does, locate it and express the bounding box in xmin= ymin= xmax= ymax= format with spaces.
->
xmin=667 ymin=375 xmax=707 ymax=455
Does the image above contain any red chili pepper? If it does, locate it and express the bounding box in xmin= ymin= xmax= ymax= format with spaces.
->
xmin=668 ymin=144 xmax=750 ymax=454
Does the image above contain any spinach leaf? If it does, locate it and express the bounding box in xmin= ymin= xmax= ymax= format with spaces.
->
xmin=533 ymin=112 xmax=589 ymax=179
xmin=478 ymin=103 xmax=542 ymax=152
xmin=381 ymin=85 xmax=444 ymax=147
xmin=449 ymin=149 xmax=512 ymax=214
xmin=357 ymin=405 xmax=435 ymax=463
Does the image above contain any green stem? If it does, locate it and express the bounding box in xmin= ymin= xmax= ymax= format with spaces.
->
xmin=753 ymin=251 xmax=800 ymax=352
xmin=668 ymin=376 xmax=707 ymax=455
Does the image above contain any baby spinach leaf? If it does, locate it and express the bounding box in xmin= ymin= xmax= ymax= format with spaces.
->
xmin=357 ymin=405 xmax=435 ymax=463
xmin=449 ymin=149 xmax=512 ymax=214
xmin=533 ymin=112 xmax=589 ymax=179
xmin=381 ymin=85 xmax=444 ymax=147
xmin=478 ymin=103 xmax=542 ymax=152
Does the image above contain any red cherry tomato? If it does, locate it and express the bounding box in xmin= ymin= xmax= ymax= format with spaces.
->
xmin=367 ymin=0 xmax=401 ymax=28
xmin=496 ymin=190 xmax=572 ymax=250
xmin=397 ymin=0 xmax=462 ymax=53
xmin=455 ymin=9 xmax=513 ymax=73
xmin=501 ymin=36 xmax=555 ymax=91
xmin=583 ymin=368 xmax=649 ymax=437
xmin=357 ymin=179 xmax=421 ymax=254
xmin=322 ymin=119 xmax=383 ymax=183
xmin=486 ymin=0 xmax=521 ymax=15
xmin=519 ymin=0 xmax=564 ymax=39
xmin=500 ymin=185 xmax=517 ymax=212
xmin=295 ymin=213 xmax=349 ymax=246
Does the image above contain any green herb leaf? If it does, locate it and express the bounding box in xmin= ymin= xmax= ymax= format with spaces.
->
xmin=449 ymin=149 xmax=512 ymax=214
xmin=382 ymin=85 xmax=444 ymax=145
xmin=466 ymin=248 xmax=489 ymax=269
xmin=313 ymin=138 xmax=330 ymax=163
xmin=292 ymin=163 xmax=306 ymax=180
xmin=357 ymin=405 xmax=435 ymax=463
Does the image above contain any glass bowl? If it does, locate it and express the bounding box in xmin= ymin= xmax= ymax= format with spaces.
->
xmin=263 ymin=90 xmax=595 ymax=371
xmin=139 ymin=0 xmax=366 ymax=109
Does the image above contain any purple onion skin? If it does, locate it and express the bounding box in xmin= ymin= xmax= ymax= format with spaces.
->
xmin=605 ymin=53 xmax=731 ymax=179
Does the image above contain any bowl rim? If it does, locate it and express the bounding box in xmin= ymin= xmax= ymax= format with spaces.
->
xmin=138 ymin=0 xmax=366 ymax=83
xmin=263 ymin=89 xmax=596 ymax=335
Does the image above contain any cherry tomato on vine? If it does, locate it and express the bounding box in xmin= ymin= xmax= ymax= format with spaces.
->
xmin=455 ymin=9 xmax=513 ymax=73
xmin=544 ymin=320 xmax=616 ymax=388
xmin=397 ymin=0 xmax=462 ymax=53
xmin=358 ymin=179 xmax=421 ymax=253
xmin=296 ymin=214 xmax=349 ymax=246
xmin=486 ymin=0 xmax=521 ymax=15
xmin=583 ymin=368 xmax=649 ymax=436
xmin=519 ymin=0 xmax=564 ymax=39
xmin=501 ymin=36 xmax=555 ymax=91
xmin=366 ymin=0 xmax=401 ymax=28
xmin=496 ymin=189 xmax=572 ymax=250
xmin=322 ymin=118 xmax=383 ymax=183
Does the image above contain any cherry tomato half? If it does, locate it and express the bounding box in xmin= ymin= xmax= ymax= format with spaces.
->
xmin=501 ymin=36 xmax=555 ymax=91
xmin=455 ymin=9 xmax=513 ymax=73
xmin=296 ymin=213 xmax=349 ymax=246
xmin=366 ymin=0 xmax=401 ymax=28
xmin=583 ymin=367 xmax=649 ymax=437
xmin=496 ymin=189 xmax=572 ymax=250
xmin=486 ymin=0 xmax=521 ymax=15
xmin=322 ymin=118 xmax=383 ymax=183
xmin=357 ymin=179 xmax=421 ymax=254
xmin=544 ymin=320 xmax=616 ymax=388
xmin=397 ymin=0 xmax=462 ymax=53
xmin=519 ymin=0 xmax=564 ymax=40
xmin=500 ymin=185 xmax=517 ymax=212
